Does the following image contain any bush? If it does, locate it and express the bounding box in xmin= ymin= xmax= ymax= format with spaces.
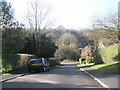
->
xmin=79 ymin=58 xmax=86 ymax=64
xmin=95 ymin=44 xmax=118 ymax=64
xmin=113 ymin=53 xmax=120 ymax=61
xmin=63 ymin=59 xmax=78 ymax=63
xmin=54 ymin=45 xmax=80 ymax=61
xmin=2 ymin=27 xmax=26 ymax=54
xmin=46 ymin=58 xmax=60 ymax=67
xmin=86 ymin=56 xmax=94 ymax=64
xmin=2 ymin=54 xmax=34 ymax=73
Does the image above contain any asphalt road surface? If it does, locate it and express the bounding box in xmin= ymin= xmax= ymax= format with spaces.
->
xmin=2 ymin=63 xmax=103 ymax=88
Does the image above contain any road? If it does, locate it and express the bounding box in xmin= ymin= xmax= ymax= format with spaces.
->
xmin=2 ymin=63 xmax=103 ymax=88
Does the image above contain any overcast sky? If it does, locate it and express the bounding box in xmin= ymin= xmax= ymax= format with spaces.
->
xmin=7 ymin=0 xmax=119 ymax=30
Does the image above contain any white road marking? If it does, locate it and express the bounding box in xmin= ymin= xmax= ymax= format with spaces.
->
xmin=80 ymin=68 xmax=110 ymax=88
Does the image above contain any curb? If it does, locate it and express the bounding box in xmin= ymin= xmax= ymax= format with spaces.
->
xmin=80 ymin=68 xmax=110 ymax=88
xmin=1 ymin=73 xmax=29 ymax=83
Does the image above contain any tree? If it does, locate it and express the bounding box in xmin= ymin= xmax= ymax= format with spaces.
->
xmin=74 ymin=30 xmax=94 ymax=48
xmin=0 ymin=0 xmax=14 ymax=28
xmin=91 ymin=12 xmax=119 ymax=46
xmin=37 ymin=33 xmax=56 ymax=58
xmin=20 ymin=32 xmax=57 ymax=58
xmin=1 ymin=1 xmax=26 ymax=54
xmin=2 ymin=27 xmax=26 ymax=54
xmin=58 ymin=33 xmax=78 ymax=46
xmin=25 ymin=0 xmax=52 ymax=30
xmin=54 ymin=33 xmax=79 ymax=61
xmin=24 ymin=0 xmax=54 ymax=55
xmin=54 ymin=45 xmax=79 ymax=61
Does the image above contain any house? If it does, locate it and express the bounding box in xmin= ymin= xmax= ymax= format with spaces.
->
xmin=97 ymin=43 xmax=105 ymax=50
xmin=81 ymin=45 xmax=95 ymax=58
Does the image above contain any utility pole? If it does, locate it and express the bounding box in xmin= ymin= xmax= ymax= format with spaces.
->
xmin=93 ymin=24 xmax=97 ymax=50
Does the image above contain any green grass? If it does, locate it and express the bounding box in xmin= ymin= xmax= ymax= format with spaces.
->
xmin=76 ymin=63 xmax=94 ymax=67
xmin=95 ymin=44 xmax=119 ymax=64
xmin=90 ymin=62 xmax=119 ymax=71
xmin=1 ymin=73 xmax=11 ymax=75
xmin=76 ymin=62 xmax=119 ymax=71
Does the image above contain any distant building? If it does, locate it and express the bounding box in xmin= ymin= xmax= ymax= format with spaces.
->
xmin=81 ymin=45 xmax=95 ymax=58
xmin=97 ymin=43 xmax=105 ymax=50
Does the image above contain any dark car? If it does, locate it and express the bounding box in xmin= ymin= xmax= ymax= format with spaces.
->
xmin=27 ymin=58 xmax=50 ymax=72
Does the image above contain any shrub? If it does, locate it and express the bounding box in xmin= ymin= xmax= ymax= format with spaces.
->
xmin=79 ymin=58 xmax=86 ymax=64
xmin=86 ymin=56 xmax=94 ymax=64
xmin=46 ymin=58 xmax=60 ymax=67
xmin=2 ymin=54 xmax=34 ymax=73
xmin=54 ymin=45 xmax=80 ymax=61
xmin=113 ymin=53 xmax=120 ymax=62
xmin=95 ymin=44 xmax=118 ymax=64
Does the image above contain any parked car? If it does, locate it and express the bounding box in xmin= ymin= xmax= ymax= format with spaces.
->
xmin=27 ymin=58 xmax=50 ymax=72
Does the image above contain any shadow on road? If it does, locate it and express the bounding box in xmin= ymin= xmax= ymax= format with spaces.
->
xmin=2 ymin=81 xmax=101 ymax=88
xmin=29 ymin=63 xmax=93 ymax=78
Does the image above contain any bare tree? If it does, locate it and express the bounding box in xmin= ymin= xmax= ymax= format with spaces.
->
xmin=24 ymin=0 xmax=53 ymax=30
xmin=92 ymin=12 xmax=118 ymax=29
xmin=91 ymin=12 xmax=119 ymax=46
xmin=24 ymin=0 xmax=54 ymax=55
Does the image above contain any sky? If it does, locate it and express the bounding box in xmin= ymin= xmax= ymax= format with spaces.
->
xmin=7 ymin=0 xmax=119 ymax=30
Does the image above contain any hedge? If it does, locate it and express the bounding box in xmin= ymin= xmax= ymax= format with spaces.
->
xmin=1 ymin=54 xmax=35 ymax=73
xmin=46 ymin=58 xmax=61 ymax=67
xmin=95 ymin=44 xmax=119 ymax=64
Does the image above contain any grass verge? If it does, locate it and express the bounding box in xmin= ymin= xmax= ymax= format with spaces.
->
xmin=1 ymin=73 xmax=11 ymax=75
xmin=90 ymin=62 xmax=119 ymax=71
xmin=76 ymin=63 xmax=94 ymax=67
xmin=77 ymin=62 xmax=119 ymax=71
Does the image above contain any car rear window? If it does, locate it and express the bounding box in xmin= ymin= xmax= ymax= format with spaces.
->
xmin=29 ymin=59 xmax=43 ymax=64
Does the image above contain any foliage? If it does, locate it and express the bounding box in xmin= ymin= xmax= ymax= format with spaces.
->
xmin=85 ymin=56 xmax=94 ymax=64
xmin=58 ymin=33 xmax=78 ymax=46
xmin=91 ymin=12 xmax=119 ymax=46
xmin=1 ymin=0 xmax=26 ymax=54
xmin=74 ymin=30 xmax=94 ymax=47
xmin=95 ymin=44 xmax=118 ymax=64
xmin=81 ymin=45 xmax=92 ymax=58
xmin=79 ymin=57 xmax=94 ymax=64
xmin=20 ymin=32 xmax=57 ymax=58
xmin=54 ymin=45 xmax=79 ymax=61
xmin=2 ymin=54 xmax=34 ymax=73
xmin=54 ymin=32 xmax=80 ymax=61
xmin=113 ymin=53 xmax=120 ymax=61
xmin=37 ymin=33 xmax=57 ymax=58
xmin=0 ymin=0 xmax=14 ymax=28
xmin=45 ymin=28 xmax=94 ymax=48
xmin=79 ymin=58 xmax=85 ymax=64
xmin=62 ymin=59 xmax=78 ymax=63
xmin=2 ymin=27 xmax=26 ymax=54
xmin=46 ymin=58 xmax=61 ymax=67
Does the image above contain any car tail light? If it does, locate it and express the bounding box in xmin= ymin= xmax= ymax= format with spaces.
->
xmin=40 ymin=63 xmax=45 ymax=65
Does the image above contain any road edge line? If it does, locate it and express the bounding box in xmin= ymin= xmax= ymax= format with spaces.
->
xmin=80 ymin=68 xmax=110 ymax=88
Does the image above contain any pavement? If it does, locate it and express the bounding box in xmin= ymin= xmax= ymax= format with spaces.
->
xmin=78 ymin=65 xmax=119 ymax=89
xmin=1 ymin=73 xmax=29 ymax=82
xmin=1 ymin=63 xmax=119 ymax=89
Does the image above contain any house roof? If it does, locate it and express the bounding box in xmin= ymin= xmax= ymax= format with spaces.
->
xmin=97 ymin=43 xmax=105 ymax=49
